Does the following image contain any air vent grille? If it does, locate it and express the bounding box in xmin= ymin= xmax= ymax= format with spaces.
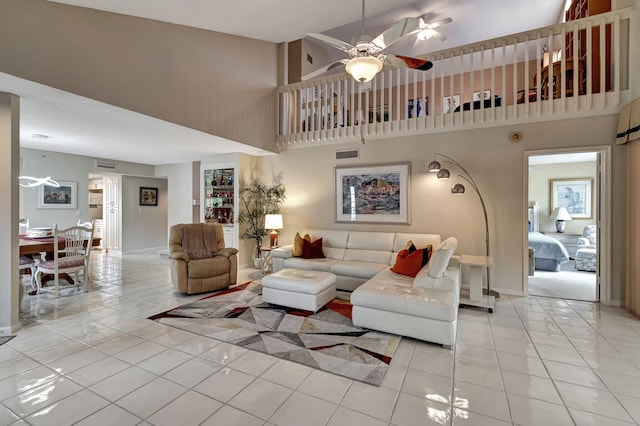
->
xmin=336 ymin=149 xmax=359 ymax=160
xmin=95 ymin=159 xmax=116 ymax=169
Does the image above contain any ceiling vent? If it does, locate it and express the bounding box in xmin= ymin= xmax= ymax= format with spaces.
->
xmin=95 ymin=159 xmax=117 ymax=170
xmin=336 ymin=149 xmax=359 ymax=160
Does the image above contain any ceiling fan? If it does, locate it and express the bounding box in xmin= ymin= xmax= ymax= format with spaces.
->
xmin=415 ymin=14 xmax=452 ymax=41
xmin=303 ymin=0 xmax=437 ymax=83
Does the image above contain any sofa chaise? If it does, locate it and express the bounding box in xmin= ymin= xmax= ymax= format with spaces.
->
xmin=271 ymin=229 xmax=461 ymax=347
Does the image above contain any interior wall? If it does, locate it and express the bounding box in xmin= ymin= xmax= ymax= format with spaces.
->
xmin=20 ymin=148 xmax=154 ymax=229
xmin=155 ymin=162 xmax=194 ymax=237
xmin=121 ymin=176 xmax=168 ymax=252
xmin=0 ymin=0 xmax=278 ymax=151
xmin=529 ymin=161 xmax=598 ymax=234
xmin=260 ymin=114 xmax=625 ymax=301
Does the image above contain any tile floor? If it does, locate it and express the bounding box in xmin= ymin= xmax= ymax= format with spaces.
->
xmin=3 ymin=251 xmax=640 ymax=425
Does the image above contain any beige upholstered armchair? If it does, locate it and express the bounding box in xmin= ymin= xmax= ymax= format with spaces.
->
xmin=168 ymin=223 xmax=238 ymax=294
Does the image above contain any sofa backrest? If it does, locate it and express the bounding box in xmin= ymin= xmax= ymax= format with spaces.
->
xmin=344 ymin=231 xmax=394 ymax=264
xmin=304 ymin=229 xmax=349 ymax=260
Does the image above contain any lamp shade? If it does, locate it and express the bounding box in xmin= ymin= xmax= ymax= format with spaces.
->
xmin=549 ymin=207 xmax=572 ymax=221
xmin=345 ymin=56 xmax=383 ymax=83
xmin=264 ymin=214 xmax=283 ymax=230
xmin=428 ymin=160 xmax=441 ymax=172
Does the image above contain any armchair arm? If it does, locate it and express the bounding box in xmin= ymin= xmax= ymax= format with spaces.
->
xmin=216 ymin=248 xmax=239 ymax=258
xmin=577 ymin=237 xmax=595 ymax=248
xmin=169 ymin=252 xmax=190 ymax=262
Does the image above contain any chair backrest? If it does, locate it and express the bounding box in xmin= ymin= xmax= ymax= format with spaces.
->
xmin=77 ymin=220 xmax=94 ymax=228
xmin=19 ymin=218 xmax=29 ymax=235
xmin=583 ymin=225 xmax=597 ymax=245
xmin=53 ymin=224 xmax=95 ymax=266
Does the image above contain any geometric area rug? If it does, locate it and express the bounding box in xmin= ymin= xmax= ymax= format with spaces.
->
xmin=0 ymin=335 xmax=15 ymax=346
xmin=149 ymin=281 xmax=401 ymax=386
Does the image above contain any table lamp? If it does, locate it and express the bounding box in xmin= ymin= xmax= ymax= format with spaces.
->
xmin=265 ymin=214 xmax=283 ymax=247
xmin=550 ymin=207 xmax=572 ymax=233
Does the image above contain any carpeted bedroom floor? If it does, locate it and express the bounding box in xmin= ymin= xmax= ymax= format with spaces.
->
xmin=528 ymin=260 xmax=597 ymax=301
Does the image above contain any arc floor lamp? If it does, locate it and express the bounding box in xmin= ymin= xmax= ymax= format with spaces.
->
xmin=429 ymin=153 xmax=499 ymax=298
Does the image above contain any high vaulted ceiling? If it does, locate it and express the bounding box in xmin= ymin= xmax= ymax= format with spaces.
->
xmin=5 ymin=0 xmax=566 ymax=165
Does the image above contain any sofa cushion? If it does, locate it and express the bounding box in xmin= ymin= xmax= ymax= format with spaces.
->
xmin=351 ymin=270 xmax=458 ymax=322
xmin=343 ymin=249 xmax=392 ymax=265
xmin=413 ymin=266 xmax=460 ymax=292
xmin=282 ymin=257 xmax=340 ymax=272
xmin=330 ymin=261 xmax=387 ymax=279
xmin=427 ymin=237 xmax=458 ymax=278
xmin=304 ymin=229 xmax=349 ymax=249
xmin=347 ymin=231 xmax=394 ymax=251
xmin=390 ymin=246 xmax=432 ymax=277
xmin=302 ymin=238 xmax=325 ymax=259
xmin=293 ymin=232 xmax=310 ymax=257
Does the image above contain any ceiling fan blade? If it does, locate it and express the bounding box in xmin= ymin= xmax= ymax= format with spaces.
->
xmin=371 ymin=17 xmax=422 ymax=51
xmin=429 ymin=30 xmax=447 ymax=41
xmin=425 ymin=17 xmax=452 ymax=29
xmin=301 ymin=60 xmax=349 ymax=81
xmin=385 ymin=54 xmax=433 ymax=71
xmin=306 ymin=33 xmax=354 ymax=52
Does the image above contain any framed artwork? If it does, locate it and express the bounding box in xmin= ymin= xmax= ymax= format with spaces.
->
xmin=335 ymin=162 xmax=410 ymax=224
xmin=368 ymin=104 xmax=390 ymax=123
xmin=473 ymin=90 xmax=491 ymax=101
xmin=549 ymin=178 xmax=593 ymax=219
xmin=37 ymin=180 xmax=77 ymax=209
xmin=140 ymin=187 xmax=158 ymax=206
xmin=408 ymin=97 xmax=429 ymax=118
xmin=442 ymin=95 xmax=460 ymax=114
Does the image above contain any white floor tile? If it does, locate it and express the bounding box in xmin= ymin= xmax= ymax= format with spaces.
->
xmin=0 ymin=365 xmax=59 ymax=401
xmin=171 ymin=335 xmax=220 ymax=356
xmin=136 ymin=348 xmax=192 ymax=375
xmin=66 ymin=356 xmax=130 ymax=387
xmin=193 ymin=367 xmax=255 ymax=403
xmin=496 ymin=351 xmax=548 ymax=377
xmin=199 ymin=342 xmax=248 ymax=365
xmin=229 ymin=350 xmax=278 ymax=376
xmin=0 ymin=405 xmax=20 ymax=426
xmin=89 ymin=366 xmax=156 ymax=401
xmin=544 ymin=359 xmax=607 ymax=389
xmin=115 ymin=377 xmax=187 ymax=419
xmin=260 ymin=359 xmax=313 ymax=389
xmin=506 ymin=393 xmax=573 ymax=426
xmin=228 ymin=377 xmax=292 ymax=420
xmin=401 ymin=368 xmax=453 ymax=405
xmin=2 ymin=376 xmax=83 ymax=417
xmin=390 ymin=392 xmax=451 ymax=426
xmin=111 ymin=340 xmax=168 ymax=364
xmin=615 ymin=394 xmax=640 ymax=424
xmin=269 ymin=391 xmax=336 ymax=426
xmin=146 ymin=390 xmax=223 ymax=426
xmin=451 ymin=408 xmax=513 ymax=425
xmin=452 ymin=381 xmax=510 ymax=422
xmin=555 ymin=381 xmax=633 ymax=422
xmin=409 ymin=351 xmax=454 ymax=378
xmin=73 ymin=403 xmax=142 ymax=426
xmin=46 ymin=347 xmax=108 ymax=375
xmin=454 ymin=358 xmax=504 ymax=390
xmin=162 ymin=356 xmax=222 ymax=388
xmin=501 ymin=370 xmax=562 ymax=404
xmin=298 ymin=369 xmax=353 ymax=404
xmin=25 ymin=389 xmax=109 ymax=426
xmin=340 ymin=381 xmax=398 ymax=422
xmin=569 ymin=408 xmax=637 ymax=425
xmin=327 ymin=406 xmax=388 ymax=426
xmin=200 ymin=404 xmax=263 ymax=426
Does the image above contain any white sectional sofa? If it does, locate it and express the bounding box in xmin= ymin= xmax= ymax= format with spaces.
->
xmin=271 ymin=229 xmax=461 ymax=347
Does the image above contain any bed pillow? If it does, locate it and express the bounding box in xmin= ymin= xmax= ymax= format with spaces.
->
xmin=391 ymin=245 xmax=432 ymax=277
xmin=302 ymin=238 xmax=325 ymax=259
xmin=293 ymin=232 xmax=311 ymax=257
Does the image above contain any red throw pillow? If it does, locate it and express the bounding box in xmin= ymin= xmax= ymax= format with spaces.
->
xmin=302 ymin=238 xmax=325 ymax=259
xmin=391 ymin=245 xmax=433 ymax=277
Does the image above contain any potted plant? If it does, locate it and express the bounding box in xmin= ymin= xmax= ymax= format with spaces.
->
xmin=237 ymin=176 xmax=286 ymax=267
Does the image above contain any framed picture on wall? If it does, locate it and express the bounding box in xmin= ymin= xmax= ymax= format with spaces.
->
xmin=442 ymin=95 xmax=460 ymax=114
xmin=37 ymin=180 xmax=77 ymax=209
xmin=549 ymin=178 xmax=593 ymax=219
xmin=335 ymin=162 xmax=410 ymax=224
xmin=408 ymin=97 xmax=429 ymax=118
xmin=140 ymin=187 xmax=158 ymax=206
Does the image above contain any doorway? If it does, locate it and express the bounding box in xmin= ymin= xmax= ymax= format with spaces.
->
xmin=88 ymin=172 xmax=122 ymax=253
xmin=524 ymin=147 xmax=611 ymax=303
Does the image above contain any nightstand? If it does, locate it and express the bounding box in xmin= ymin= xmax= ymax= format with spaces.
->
xmin=543 ymin=232 xmax=581 ymax=259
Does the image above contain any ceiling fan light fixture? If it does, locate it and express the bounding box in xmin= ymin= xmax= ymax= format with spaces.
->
xmin=345 ymin=56 xmax=383 ymax=83
xmin=417 ymin=29 xmax=435 ymax=41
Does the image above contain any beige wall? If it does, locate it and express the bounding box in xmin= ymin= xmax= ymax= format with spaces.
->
xmin=0 ymin=0 xmax=278 ymax=151
xmin=259 ymin=114 xmax=625 ymax=301
xmin=529 ymin=161 xmax=598 ymax=234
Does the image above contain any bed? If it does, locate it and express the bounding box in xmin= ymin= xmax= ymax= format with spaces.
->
xmin=528 ymin=231 xmax=570 ymax=271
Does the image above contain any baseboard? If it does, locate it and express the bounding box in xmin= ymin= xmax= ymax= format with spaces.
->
xmin=0 ymin=323 xmax=21 ymax=334
xmin=610 ymin=299 xmax=622 ymax=307
xmin=123 ymin=246 xmax=167 ymax=255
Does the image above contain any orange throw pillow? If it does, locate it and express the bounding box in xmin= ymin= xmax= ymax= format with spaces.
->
xmin=391 ymin=245 xmax=433 ymax=277
xmin=293 ymin=232 xmax=311 ymax=257
xmin=302 ymin=238 xmax=325 ymax=259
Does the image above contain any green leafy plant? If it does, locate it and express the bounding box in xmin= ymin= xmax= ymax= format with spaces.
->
xmin=237 ymin=176 xmax=286 ymax=259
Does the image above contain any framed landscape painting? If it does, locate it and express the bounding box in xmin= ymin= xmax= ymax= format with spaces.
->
xmin=335 ymin=162 xmax=410 ymax=224
xmin=37 ymin=180 xmax=77 ymax=209
xmin=549 ymin=178 xmax=593 ymax=219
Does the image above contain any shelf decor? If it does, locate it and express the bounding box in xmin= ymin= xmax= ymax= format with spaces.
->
xmin=335 ymin=162 xmax=410 ymax=224
xmin=549 ymin=178 xmax=593 ymax=219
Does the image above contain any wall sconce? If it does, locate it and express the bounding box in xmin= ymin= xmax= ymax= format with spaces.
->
xmin=428 ymin=153 xmax=498 ymax=298
xmin=264 ymin=214 xmax=283 ymax=247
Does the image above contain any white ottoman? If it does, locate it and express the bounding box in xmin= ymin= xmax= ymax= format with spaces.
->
xmin=261 ymin=268 xmax=336 ymax=312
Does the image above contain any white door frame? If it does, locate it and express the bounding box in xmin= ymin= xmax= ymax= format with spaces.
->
xmin=523 ymin=145 xmax=612 ymax=305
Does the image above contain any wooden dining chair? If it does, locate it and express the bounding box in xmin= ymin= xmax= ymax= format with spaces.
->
xmin=33 ymin=224 xmax=95 ymax=296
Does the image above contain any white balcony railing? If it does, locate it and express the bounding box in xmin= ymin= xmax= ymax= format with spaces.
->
xmin=276 ymin=8 xmax=634 ymax=149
